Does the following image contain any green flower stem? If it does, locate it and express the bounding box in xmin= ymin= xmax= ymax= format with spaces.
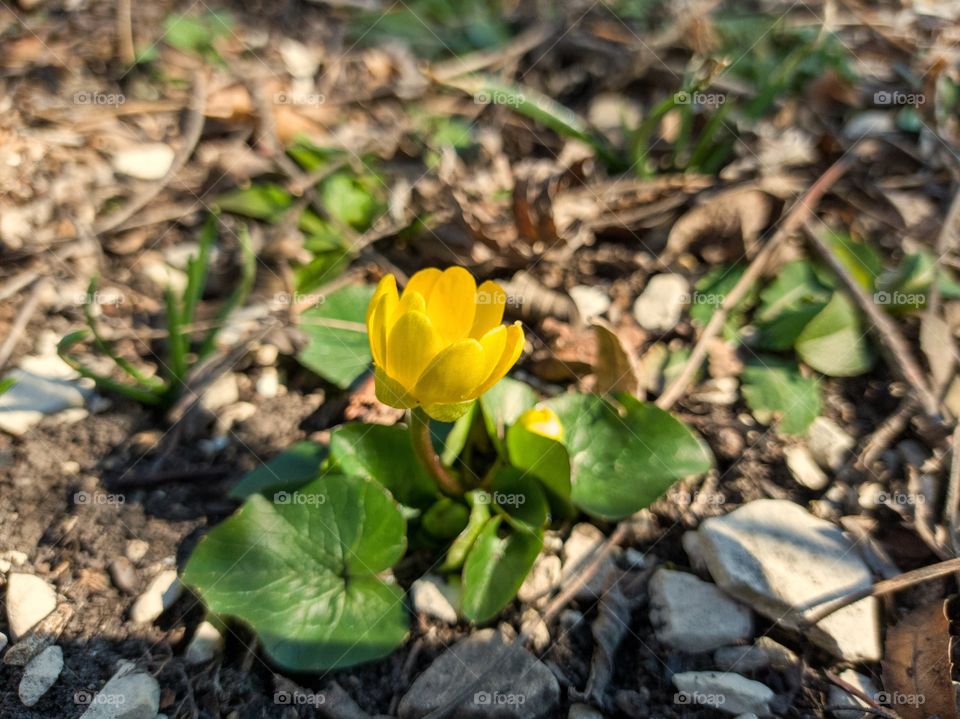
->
xmin=409 ymin=407 xmax=463 ymax=497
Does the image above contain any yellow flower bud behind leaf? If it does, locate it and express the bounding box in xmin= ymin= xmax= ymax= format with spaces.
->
xmin=366 ymin=267 xmax=524 ymax=421
xmin=517 ymin=406 xmax=565 ymax=442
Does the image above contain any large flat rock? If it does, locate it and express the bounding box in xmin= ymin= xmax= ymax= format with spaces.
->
xmin=696 ymin=499 xmax=881 ymax=661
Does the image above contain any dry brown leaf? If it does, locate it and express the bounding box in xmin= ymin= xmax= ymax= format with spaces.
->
xmin=920 ymin=314 xmax=956 ymax=395
xmin=882 ymin=599 xmax=958 ymax=719
xmin=592 ymin=319 xmax=641 ymax=397
xmin=664 ymin=188 xmax=775 ymax=264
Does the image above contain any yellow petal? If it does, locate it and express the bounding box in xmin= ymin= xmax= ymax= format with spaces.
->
xmin=366 ymin=274 xmax=398 ymax=325
xmin=470 ymin=280 xmax=506 ymax=338
xmin=367 ymin=292 xmax=392 ymax=368
xmin=475 ymin=322 xmax=524 ymax=395
xmin=397 ymin=289 xmax=426 ymax=316
xmin=413 ymin=339 xmax=488 ymax=406
xmin=426 ymin=267 xmax=476 ymax=342
xmin=386 ymin=310 xmax=443 ymax=388
xmin=374 ymin=366 xmax=417 ymax=409
xmin=475 ymin=325 xmax=507 ymax=391
xmin=403 ymin=268 xmax=442 ymax=302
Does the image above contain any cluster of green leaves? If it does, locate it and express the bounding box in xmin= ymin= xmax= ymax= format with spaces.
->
xmin=184 ymin=377 xmax=712 ymax=671
xmin=216 ymin=140 xmax=385 ymax=294
xmin=690 ymin=233 xmax=960 ymax=435
xmin=58 ymin=217 xmax=254 ymax=408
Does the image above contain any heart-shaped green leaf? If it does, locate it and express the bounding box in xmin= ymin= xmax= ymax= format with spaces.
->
xmin=298 ymin=284 xmax=375 ymax=389
xmin=182 ymin=473 xmax=409 ymax=671
xmin=461 ymin=516 xmax=542 ymax=624
xmin=755 ymin=260 xmax=832 ymax=350
xmin=545 ymin=393 xmax=712 ymax=520
xmin=328 ymin=423 xmax=438 ymax=509
xmin=228 ymin=441 xmax=327 ymax=500
xmin=795 ymin=292 xmax=875 ymax=377
xmin=490 ymin=467 xmax=550 ymax=530
xmin=741 ymin=356 xmax=821 ymax=435
xmin=506 ymin=422 xmax=573 ymax=518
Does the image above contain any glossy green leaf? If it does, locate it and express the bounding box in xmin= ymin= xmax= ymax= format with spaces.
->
xmin=298 ymin=284 xmax=375 ymax=388
xmin=321 ymin=173 xmax=382 ymax=230
xmin=505 ymin=421 xmax=573 ymax=517
xmin=421 ymin=498 xmax=470 ymax=540
xmin=215 ymin=183 xmax=293 ymax=222
xmin=182 ymin=473 xmax=408 ymax=671
xmin=328 ymin=423 xmax=438 ymax=509
xmin=461 ymin=517 xmax=542 ymax=624
xmin=825 ymin=231 xmax=883 ymax=291
xmin=545 ymin=393 xmax=713 ymax=520
xmin=479 ymin=377 xmax=537 ymax=455
xmin=442 ymin=491 xmax=492 ymax=571
xmin=754 ymin=260 xmax=832 ymax=350
xmin=795 ymin=292 xmax=875 ymax=376
xmin=490 ymin=466 xmax=550 ymax=531
xmin=689 ymin=264 xmax=756 ymax=339
xmin=740 ymin=356 xmax=821 ymax=435
xmin=229 ymin=441 xmax=328 ymax=500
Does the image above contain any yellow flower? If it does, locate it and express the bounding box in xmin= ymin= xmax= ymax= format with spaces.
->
xmin=366 ymin=267 xmax=524 ymax=421
xmin=518 ymin=406 xmax=564 ymax=442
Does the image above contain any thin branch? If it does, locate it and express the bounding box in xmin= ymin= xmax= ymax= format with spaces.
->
xmin=803 ymin=218 xmax=941 ymax=418
xmin=95 ymin=71 xmax=208 ymax=235
xmin=657 ymin=157 xmax=852 ymax=410
xmin=0 ymin=279 xmax=47 ymax=373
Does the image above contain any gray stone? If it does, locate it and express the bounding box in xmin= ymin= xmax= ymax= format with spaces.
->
xmin=712 ymin=645 xmax=770 ymax=673
xmin=828 ymin=669 xmax=877 ymax=719
xmin=569 ymin=285 xmax=610 ymax=320
xmin=184 ymin=621 xmax=224 ymax=665
xmin=6 ymin=573 xmax=57 ymax=640
xmin=199 ymin=373 xmax=239 ymax=414
xmin=672 ymin=671 xmax=775 ymax=716
xmin=129 ymin=570 xmax=181 ymax=624
xmin=0 ymin=355 xmax=93 ymax=436
xmin=518 ymin=554 xmax=561 ymax=604
xmin=124 ymin=540 xmax=149 ymax=563
xmin=697 ymin=500 xmax=881 ymax=661
xmin=0 ymin=632 xmax=7 ymax=653
xmin=109 ymin=557 xmax=138 ymax=595
xmin=681 ymin=531 xmax=709 ymax=572
xmin=784 ymin=446 xmax=829 ymax=490
xmin=649 ymin=569 xmax=753 ymax=653
xmin=256 ymin=367 xmax=279 ymax=398
xmin=398 ymin=628 xmax=559 ymax=718
xmin=112 ymin=143 xmax=175 ymax=180
xmin=562 ymin=524 xmax=619 ymax=601
xmin=79 ymin=663 xmax=160 ymax=719
xmin=519 ymin=609 xmax=550 ymax=652
xmin=568 ymin=703 xmax=604 ymax=719
xmin=806 ymin=418 xmax=854 ymax=471
xmin=410 ymin=575 xmax=458 ymax=624
xmin=18 ymin=645 xmax=62 ymax=706
xmin=633 ymin=274 xmax=689 ymax=333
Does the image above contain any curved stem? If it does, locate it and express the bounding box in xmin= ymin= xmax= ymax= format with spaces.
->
xmin=409 ymin=407 xmax=463 ymax=496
